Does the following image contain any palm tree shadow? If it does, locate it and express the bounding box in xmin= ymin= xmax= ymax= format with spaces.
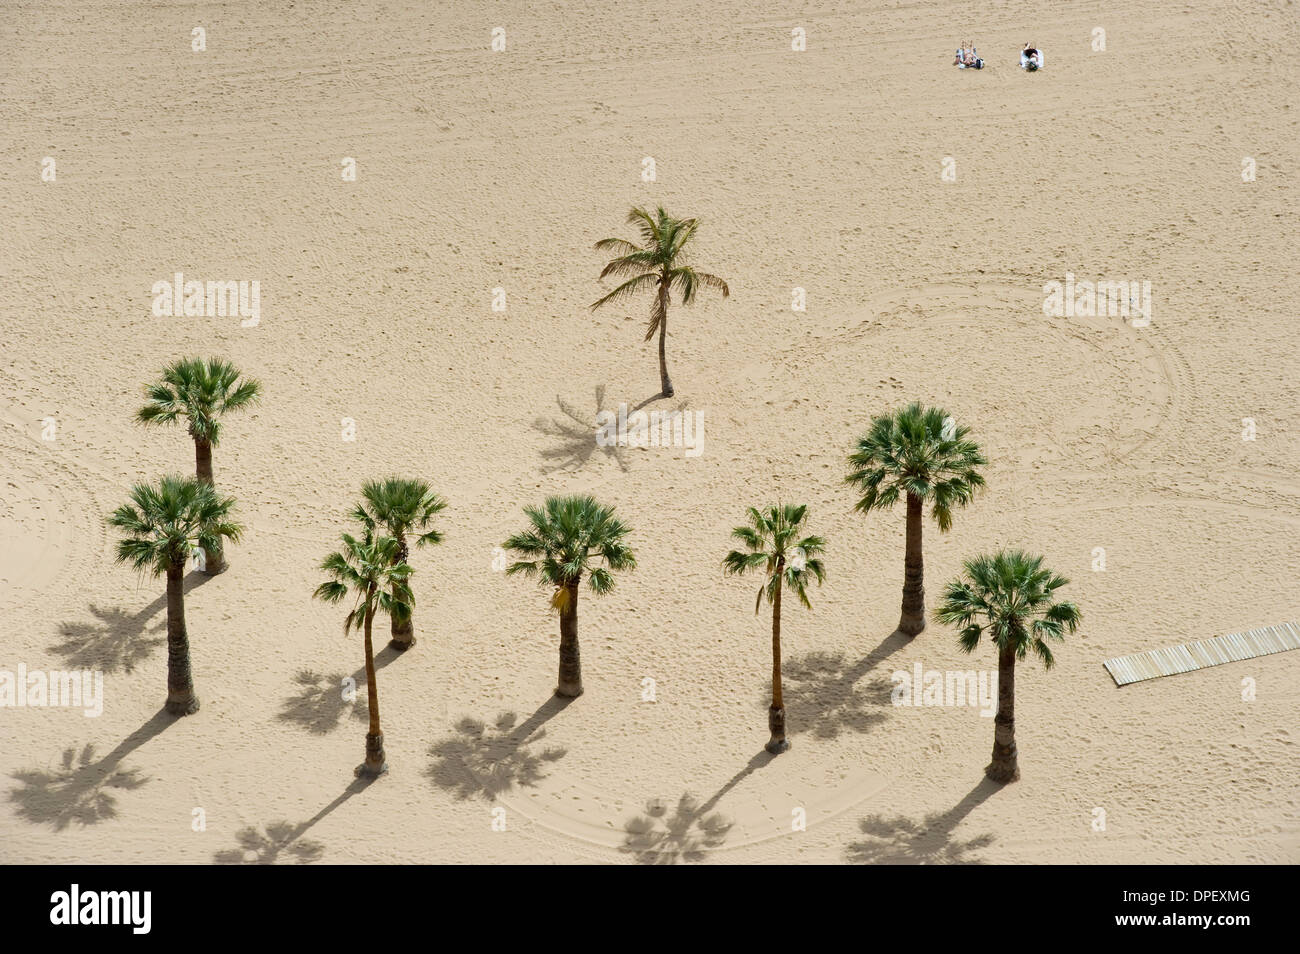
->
xmin=276 ymin=644 xmax=400 ymax=735
xmin=535 ymin=385 xmax=629 ymax=473
xmin=872 ymin=628 xmax=917 ymax=660
xmin=7 ymin=709 xmax=171 ymax=830
xmin=50 ymin=574 xmax=211 ymax=674
xmin=213 ymin=776 xmax=373 ymax=864
xmin=426 ymin=696 xmax=571 ymax=801
xmin=845 ymin=778 xmax=1000 ymax=864
xmin=777 ymin=629 xmax=912 ymax=739
xmin=619 ymin=750 xmax=773 ymax=864
xmin=630 ymin=390 xmax=669 ymax=411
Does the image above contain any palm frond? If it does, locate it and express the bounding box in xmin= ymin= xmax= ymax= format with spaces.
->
xmin=593 ymin=208 xmax=728 ymax=344
xmin=134 ymin=357 xmax=261 ymax=446
xmin=933 ymin=550 xmax=1080 ymax=667
xmin=723 ymin=503 xmax=825 ymax=611
xmin=590 ymin=272 xmax=659 ymax=311
xmin=108 ymin=475 xmax=241 ymax=577
xmin=503 ymin=495 xmax=635 ymax=601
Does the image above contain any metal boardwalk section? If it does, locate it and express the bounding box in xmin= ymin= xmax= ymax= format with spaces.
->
xmin=1103 ymin=621 xmax=1300 ymax=686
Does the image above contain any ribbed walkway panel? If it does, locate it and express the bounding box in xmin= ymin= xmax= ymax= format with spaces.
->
xmin=1103 ymin=621 xmax=1300 ymax=686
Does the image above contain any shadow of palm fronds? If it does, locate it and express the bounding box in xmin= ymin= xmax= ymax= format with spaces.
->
xmin=275 ymin=646 xmax=399 ymax=735
xmin=426 ymin=700 xmax=569 ymax=801
xmin=778 ymin=650 xmax=896 ymax=739
xmin=214 ymin=821 xmax=326 ymax=864
xmin=7 ymin=712 xmax=171 ymax=830
xmin=52 ymin=603 xmax=166 ymax=674
xmin=535 ymin=386 xmax=630 ymax=473
xmin=213 ymin=777 xmax=373 ymax=864
xmin=846 ymin=779 xmax=999 ymax=864
xmin=620 ymin=794 xmax=733 ymax=865
xmin=276 ymin=670 xmax=367 ymax=735
xmin=618 ymin=751 xmax=772 ymax=864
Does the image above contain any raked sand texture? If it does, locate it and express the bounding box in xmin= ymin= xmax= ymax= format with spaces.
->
xmin=2 ymin=1 xmax=1298 ymax=864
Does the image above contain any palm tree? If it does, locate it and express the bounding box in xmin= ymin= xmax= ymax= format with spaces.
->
xmin=107 ymin=475 xmax=242 ymax=715
xmin=351 ymin=478 xmax=446 ymax=651
xmin=135 ymin=357 xmax=262 ymax=575
xmin=845 ymin=402 xmax=986 ymax=637
xmin=723 ymin=504 xmax=826 ymax=753
xmin=934 ymin=550 xmax=1081 ymax=783
xmin=592 ymin=206 xmax=729 ymax=398
xmin=502 ymin=495 xmax=636 ymax=698
xmin=313 ymin=530 xmax=413 ymax=777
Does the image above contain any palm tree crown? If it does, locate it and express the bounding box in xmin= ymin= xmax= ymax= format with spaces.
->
xmin=503 ymin=495 xmax=635 ymax=607
xmin=352 ymin=478 xmax=447 ymax=560
xmin=108 ymin=475 xmax=241 ymax=573
xmin=591 ymin=206 xmax=729 ymax=340
xmin=313 ymin=531 xmax=413 ymax=633
xmin=846 ymin=401 xmax=986 ymax=529
xmin=135 ymin=356 xmax=262 ymax=445
xmin=723 ymin=504 xmax=826 ymax=610
xmin=934 ymin=550 xmax=1082 ymax=664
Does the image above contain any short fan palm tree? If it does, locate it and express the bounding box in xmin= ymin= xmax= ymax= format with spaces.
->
xmin=846 ymin=402 xmax=986 ymax=637
xmin=352 ymin=478 xmax=447 ymax=651
xmin=314 ymin=530 xmax=413 ymax=777
xmin=502 ymin=495 xmax=636 ymax=698
xmin=135 ymin=357 xmax=262 ymax=574
xmin=723 ymin=504 xmax=826 ymax=753
xmin=108 ymin=475 xmax=242 ymax=715
xmin=592 ymin=206 xmax=729 ymax=398
xmin=934 ymin=550 xmax=1081 ymax=783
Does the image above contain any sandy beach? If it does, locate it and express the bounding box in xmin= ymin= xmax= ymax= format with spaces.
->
xmin=2 ymin=0 xmax=1297 ymax=864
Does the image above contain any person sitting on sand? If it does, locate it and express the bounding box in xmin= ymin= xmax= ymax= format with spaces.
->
xmin=953 ymin=42 xmax=969 ymax=66
xmin=1020 ymin=43 xmax=1043 ymax=69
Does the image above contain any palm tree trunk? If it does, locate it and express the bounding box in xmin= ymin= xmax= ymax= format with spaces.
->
xmin=767 ymin=571 xmax=790 ymax=753
xmin=897 ymin=493 xmax=926 ymax=636
xmin=986 ymin=643 xmax=1019 ymax=782
xmin=360 ymin=592 xmax=387 ymax=776
xmin=193 ymin=436 xmax=226 ymax=575
xmin=389 ymin=533 xmax=415 ymax=650
xmin=556 ymin=583 xmax=583 ymax=697
xmin=194 ymin=436 xmax=215 ymax=485
xmin=164 ymin=561 xmax=199 ymax=715
xmin=388 ymin=578 xmax=414 ymax=649
xmin=657 ymin=279 xmax=673 ymax=397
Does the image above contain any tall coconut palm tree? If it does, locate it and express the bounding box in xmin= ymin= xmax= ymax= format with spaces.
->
xmin=934 ymin=550 xmax=1081 ymax=783
xmin=845 ymin=402 xmax=986 ymax=637
xmin=314 ymin=530 xmax=413 ymax=777
xmin=107 ymin=475 xmax=242 ymax=715
xmin=351 ymin=478 xmax=447 ymax=651
xmin=502 ymin=495 xmax=636 ymax=698
xmin=135 ymin=357 xmax=262 ymax=575
xmin=592 ymin=206 xmax=729 ymax=398
xmin=723 ymin=504 xmax=826 ymax=754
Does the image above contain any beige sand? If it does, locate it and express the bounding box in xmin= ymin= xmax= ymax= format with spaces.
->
xmin=2 ymin=0 xmax=1297 ymax=864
